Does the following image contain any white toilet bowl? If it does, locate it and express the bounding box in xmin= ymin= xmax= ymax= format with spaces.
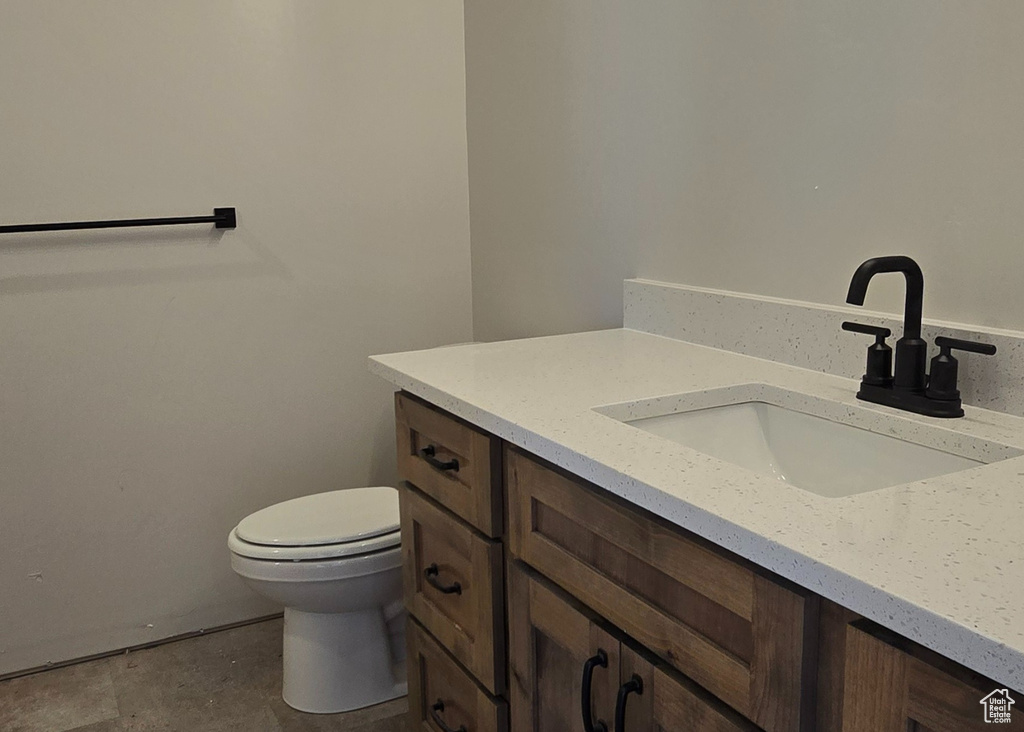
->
xmin=228 ymin=487 xmax=407 ymax=714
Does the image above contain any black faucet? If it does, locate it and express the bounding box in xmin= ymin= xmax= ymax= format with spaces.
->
xmin=846 ymin=256 xmax=928 ymax=392
xmin=842 ymin=255 xmax=995 ymax=418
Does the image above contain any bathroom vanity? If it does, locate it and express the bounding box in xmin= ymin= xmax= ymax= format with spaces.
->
xmin=372 ymin=323 xmax=1024 ymax=731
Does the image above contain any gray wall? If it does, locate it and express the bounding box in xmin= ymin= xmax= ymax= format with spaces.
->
xmin=466 ymin=1 xmax=1024 ymax=341
xmin=0 ymin=1 xmax=472 ymax=675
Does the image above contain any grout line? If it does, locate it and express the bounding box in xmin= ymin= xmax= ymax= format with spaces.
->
xmin=0 ymin=613 xmax=284 ymax=684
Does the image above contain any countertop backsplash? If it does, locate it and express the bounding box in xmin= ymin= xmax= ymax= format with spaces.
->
xmin=625 ymin=278 xmax=1024 ymax=418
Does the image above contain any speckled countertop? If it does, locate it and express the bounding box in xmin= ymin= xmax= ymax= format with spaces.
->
xmin=370 ymin=329 xmax=1024 ymax=690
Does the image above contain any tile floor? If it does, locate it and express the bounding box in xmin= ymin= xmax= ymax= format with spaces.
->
xmin=0 ymin=619 xmax=407 ymax=732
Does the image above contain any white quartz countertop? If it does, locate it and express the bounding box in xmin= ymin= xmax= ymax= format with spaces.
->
xmin=370 ymin=328 xmax=1024 ymax=690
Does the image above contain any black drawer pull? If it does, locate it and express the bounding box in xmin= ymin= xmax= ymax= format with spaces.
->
xmin=614 ymin=674 xmax=644 ymax=732
xmin=430 ymin=699 xmax=468 ymax=732
xmin=581 ymin=649 xmax=609 ymax=732
xmin=421 ymin=445 xmax=460 ymax=472
xmin=424 ymin=563 xmax=462 ymax=595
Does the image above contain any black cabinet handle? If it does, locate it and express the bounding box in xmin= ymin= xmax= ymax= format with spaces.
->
xmin=421 ymin=445 xmax=460 ymax=472
xmin=429 ymin=699 xmax=467 ymax=732
xmin=423 ymin=564 xmax=462 ymax=595
xmin=581 ymin=649 xmax=609 ymax=732
xmin=614 ymin=674 xmax=644 ymax=732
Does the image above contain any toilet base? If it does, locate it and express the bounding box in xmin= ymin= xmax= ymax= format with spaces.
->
xmin=282 ymin=606 xmax=407 ymax=714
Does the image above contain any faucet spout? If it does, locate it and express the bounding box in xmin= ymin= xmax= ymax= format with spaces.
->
xmin=846 ymin=255 xmax=924 ymax=340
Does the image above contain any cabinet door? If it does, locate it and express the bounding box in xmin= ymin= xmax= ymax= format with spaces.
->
xmin=507 ymin=446 xmax=816 ymax=732
xmin=842 ymin=622 xmax=1023 ymax=731
xmin=508 ymin=565 xmax=620 ymax=732
xmin=618 ymin=646 xmax=761 ymax=732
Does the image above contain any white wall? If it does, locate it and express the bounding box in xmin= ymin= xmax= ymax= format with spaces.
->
xmin=465 ymin=1 xmax=1024 ymax=341
xmin=0 ymin=1 xmax=472 ymax=675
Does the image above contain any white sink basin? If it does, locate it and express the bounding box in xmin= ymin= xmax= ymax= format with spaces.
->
xmin=596 ymin=384 xmax=1017 ymax=498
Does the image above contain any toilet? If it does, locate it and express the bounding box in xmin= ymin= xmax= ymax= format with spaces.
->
xmin=228 ymin=487 xmax=407 ymax=714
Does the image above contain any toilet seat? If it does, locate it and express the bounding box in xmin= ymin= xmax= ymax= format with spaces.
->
xmin=229 ymin=487 xmax=401 ymax=561
xmin=228 ymin=527 xmax=401 ymax=561
xmin=236 ymin=487 xmax=399 ymax=547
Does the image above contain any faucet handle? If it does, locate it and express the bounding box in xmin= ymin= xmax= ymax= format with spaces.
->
xmin=927 ymin=336 xmax=996 ymax=404
xmin=934 ymin=336 xmax=997 ymax=357
xmin=841 ymin=321 xmax=892 ymax=341
xmin=842 ymin=321 xmax=893 ymax=387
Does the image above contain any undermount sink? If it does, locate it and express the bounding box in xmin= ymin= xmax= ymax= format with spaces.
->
xmin=596 ymin=384 xmax=1018 ymax=498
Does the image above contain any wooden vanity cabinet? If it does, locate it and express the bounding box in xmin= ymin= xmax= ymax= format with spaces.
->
xmin=393 ymin=391 xmax=1022 ymax=732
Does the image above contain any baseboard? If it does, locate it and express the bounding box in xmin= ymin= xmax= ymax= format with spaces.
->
xmin=0 ymin=612 xmax=284 ymax=683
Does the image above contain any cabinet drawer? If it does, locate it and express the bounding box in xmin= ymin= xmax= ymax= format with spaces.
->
xmin=400 ymin=484 xmax=506 ymax=694
xmin=507 ymin=447 xmax=816 ymax=732
xmin=396 ymin=392 xmax=502 ymax=537
xmin=408 ymin=618 xmax=508 ymax=732
xmin=842 ymin=621 xmax=1023 ymax=731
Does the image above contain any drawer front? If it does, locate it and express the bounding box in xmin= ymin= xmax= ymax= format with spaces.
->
xmin=408 ymin=617 xmax=508 ymax=732
xmin=507 ymin=447 xmax=816 ymax=732
xmin=843 ymin=622 xmax=1023 ymax=731
xmin=396 ymin=392 xmax=502 ymax=538
xmin=400 ymin=484 xmax=506 ymax=694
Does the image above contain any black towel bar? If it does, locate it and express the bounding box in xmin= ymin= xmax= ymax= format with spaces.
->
xmin=0 ymin=207 xmax=236 ymax=234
